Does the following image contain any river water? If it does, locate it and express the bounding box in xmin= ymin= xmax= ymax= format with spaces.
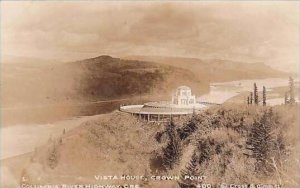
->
xmin=198 ymin=77 xmax=292 ymax=104
xmin=0 ymin=77 xmax=293 ymax=160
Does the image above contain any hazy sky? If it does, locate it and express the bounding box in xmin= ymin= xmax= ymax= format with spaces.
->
xmin=1 ymin=1 xmax=299 ymax=72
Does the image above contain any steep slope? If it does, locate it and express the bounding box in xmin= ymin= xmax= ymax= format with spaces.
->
xmin=18 ymin=112 xmax=164 ymax=186
xmin=73 ymin=55 xmax=207 ymax=101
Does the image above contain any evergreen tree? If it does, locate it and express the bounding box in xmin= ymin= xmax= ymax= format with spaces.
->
xmin=254 ymin=83 xmax=258 ymax=105
xmin=59 ymin=137 xmax=63 ymax=145
xmin=179 ymin=138 xmax=214 ymax=187
xmin=263 ymin=86 xmax=266 ymax=106
xmin=197 ymin=139 xmax=213 ymax=164
xmin=289 ymin=77 xmax=295 ymax=104
xmin=246 ymin=110 xmax=277 ymax=174
xmin=48 ymin=143 xmax=58 ymax=169
xmin=177 ymin=114 xmax=198 ymax=140
xmin=162 ymin=120 xmax=182 ymax=170
xmin=179 ymin=151 xmax=199 ymax=188
xmin=250 ymin=92 xmax=253 ymax=104
xmin=155 ymin=131 xmax=165 ymax=143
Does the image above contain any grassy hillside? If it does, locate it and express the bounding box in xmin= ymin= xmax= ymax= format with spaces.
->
xmin=17 ymin=111 xmax=163 ymax=186
xmin=18 ymin=104 xmax=299 ymax=187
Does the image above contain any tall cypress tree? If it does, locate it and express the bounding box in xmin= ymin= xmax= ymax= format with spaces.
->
xmin=254 ymin=83 xmax=258 ymax=105
xmin=162 ymin=120 xmax=182 ymax=170
xmin=262 ymin=86 xmax=266 ymax=106
xmin=250 ymin=92 xmax=253 ymax=104
xmin=246 ymin=110 xmax=277 ymax=174
xmin=179 ymin=151 xmax=199 ymax=188
xmin=177 ymin=114 xmax=198 ymax=140
xmin=289 ymin=77 xmax=295 ymax=104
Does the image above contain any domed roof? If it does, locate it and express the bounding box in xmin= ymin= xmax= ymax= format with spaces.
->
xmin=177 ymin=85 xmax=191 ymax=90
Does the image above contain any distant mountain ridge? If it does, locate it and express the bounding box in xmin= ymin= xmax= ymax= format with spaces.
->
xmin=124 ymin=55 xmax=289 ymax=82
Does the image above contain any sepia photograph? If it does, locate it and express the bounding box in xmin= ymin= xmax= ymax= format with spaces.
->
xmin=0 ymin=1 xmax=299 ymax=188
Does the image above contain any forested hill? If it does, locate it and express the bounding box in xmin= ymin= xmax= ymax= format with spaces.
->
xmin=73 ymin=55 xmax=207 ymax=101
xmin=1 ymin=55 xmax=206 ymax=107
xmin=2 ymin=55 xmax=207 ymax=125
